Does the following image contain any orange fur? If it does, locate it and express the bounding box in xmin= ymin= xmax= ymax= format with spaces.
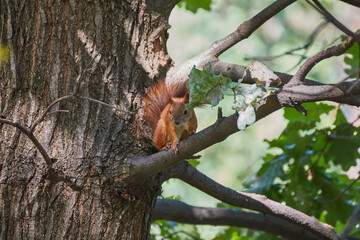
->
xmin=143 ymin=80 xmax=197 ymax=152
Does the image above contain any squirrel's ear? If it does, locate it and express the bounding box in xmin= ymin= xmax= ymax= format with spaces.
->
xmin=184 ymin=92 xmax=190 ymax=103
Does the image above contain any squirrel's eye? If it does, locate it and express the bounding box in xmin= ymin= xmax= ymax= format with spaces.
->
xmin=184 ymin=109 xmax=188 ymax=115
xmin=169 ymin=110 xmax=172 ymax=115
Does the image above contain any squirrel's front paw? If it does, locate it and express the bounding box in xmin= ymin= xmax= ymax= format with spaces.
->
xmin=172 ymin=140 xmax=179 ymax=154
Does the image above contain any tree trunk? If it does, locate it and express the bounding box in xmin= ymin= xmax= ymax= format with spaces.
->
xmin=0 ymin=1 xmax=172 ymax=239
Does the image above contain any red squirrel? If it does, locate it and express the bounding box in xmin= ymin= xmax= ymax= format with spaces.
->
xmin=143 ymin=80 xmax=197 ymax=152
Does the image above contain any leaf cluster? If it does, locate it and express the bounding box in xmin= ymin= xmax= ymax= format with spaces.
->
xmin=187 ymin=65 xmax=265 ymax=130
xmin=244 ymin=102 xmax=360 ymax=234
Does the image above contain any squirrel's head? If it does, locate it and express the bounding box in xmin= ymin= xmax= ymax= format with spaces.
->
xmin=169 ymin=95 xmax=192 ymax=126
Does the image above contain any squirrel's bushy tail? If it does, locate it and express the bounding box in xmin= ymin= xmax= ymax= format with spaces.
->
xmin=143 ymin=80 xmax=188 ymax=131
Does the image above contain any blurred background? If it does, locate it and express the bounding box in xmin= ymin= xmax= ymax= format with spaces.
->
xmin=157 ymin=1 xmax=360 ymax=238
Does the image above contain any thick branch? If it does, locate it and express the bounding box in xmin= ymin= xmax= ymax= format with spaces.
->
xmin=277 ymin=82 xmax=360 ymax=106
xmin=211 ymin=60 xmax=299 ymax=85
xmin=211 ymin=60 xmax=360 ymax=106
xmin=154 ymin=199 xmax=322 ymax=240
xmin=128 ymin=113 xmax=241 ymax=179
xmin=166 ymin=162 xmax=339 ymax=240
xmin=129 ymin=71 xmax=360 ymax=180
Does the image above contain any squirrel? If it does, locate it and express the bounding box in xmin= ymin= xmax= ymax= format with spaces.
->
xmin=143 ymin=80 xmax=197 ymax=152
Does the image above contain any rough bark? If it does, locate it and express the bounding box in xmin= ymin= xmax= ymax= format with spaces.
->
xmin=0 ymin=0 xmax=171 ymax=239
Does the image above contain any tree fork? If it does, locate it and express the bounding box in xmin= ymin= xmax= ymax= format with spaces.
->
xmin=0 ymin=0 xmax=171 ymax=239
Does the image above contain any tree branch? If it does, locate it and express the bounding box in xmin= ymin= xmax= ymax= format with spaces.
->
xmin=308 ymin=0 xmax=356 ymax=37
xmin=166 ymin=162 xmax=339 ymax=240
xmin=210 ymin=60 xmax=303 ymax=85
xmin=128 ymin=64 xmax=360 ymax=181
xmin=244 ymin=20 xmax=329 ymax=71
xmin=30 ymin=95 xmax=75 ymax=131
xmin=0 ymin=118 xmax=54 ymax=165
xmin=166 ymin=0 xmax=297 ymax=85
xmin=204 ymin=0 xmax=297 ymax=57
xmin=211 ymin=60 xmax=360 ymax=106
xmin=286 ymin=29 xmax=359 ymax=86
xmin=319 ymin=175 xmax=360 ymax=204
xmin=30 ymin=94 xmax=135 ymax=132
xmin=154 ymin=199 xmax=322 ymax=240
xmin=339 ymin=0 xmax=360 ymax=8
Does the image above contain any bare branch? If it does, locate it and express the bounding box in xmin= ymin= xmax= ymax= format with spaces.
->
xmin=287 ymin=29 xmax=360 ymax=86
xmin=204 ymin=0 xmax=297 ymax=57
xmin=166 ymin=162 xmax=339 ymax=240
xmin=166 ymin=0 xmax=297 ymax=85
xmin=30 ymin=95 xmax=75 ymax=131
xmin=0 ymin=118 xmax=54 ymax=165
xmin=244 ymin=21 xmax=329 ymax=64
xmin=154 ymin=199 xmax=322 ymax=240
xmin=30 ymin=94 xmax=136 ymax=132
xmin=307 ymin=0 xmax=355 ymax=37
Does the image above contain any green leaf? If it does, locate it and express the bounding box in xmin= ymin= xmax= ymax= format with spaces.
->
xmin=245 ymin=101 xmax=359 ymax=230
xmin=312 ymin=170 xmax=355 ymax=225
xmin=325 ymin=127 xmax=360 ymax=170
xmin=187 ymin=158 xmax=200 ymax=168
xmin=177 ymin=0 xmax=212 ymax=13
xmin=229 ymin=82 xmax=240 ymax=89
xmin=333 ymin=108 xmax=348 ymax=125
xmin=283 ymin=102 xmax=335 ymax=123
xmin=323 ymin=109 xmax=360 ymax=169
xmin=187 ymin=65 xmax=232 ymax=109
xmin=166 ymin=195 xmax=182 ymax=201
xmin=244 ymin=154 xmax=287 ymax=193
xmin=342 ymin=35 xmax=360 ymax=78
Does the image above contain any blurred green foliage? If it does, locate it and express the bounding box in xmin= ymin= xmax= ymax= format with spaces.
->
xmin=244 ymin=104 xmax=359 ymax=227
